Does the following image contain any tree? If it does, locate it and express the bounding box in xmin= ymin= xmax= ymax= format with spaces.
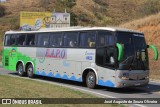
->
xmin=0 ymin=4 xmax=5 ymax=17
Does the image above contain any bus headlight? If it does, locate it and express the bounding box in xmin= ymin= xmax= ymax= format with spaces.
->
xmin=119 ymin=73 xmax=129 ymax=80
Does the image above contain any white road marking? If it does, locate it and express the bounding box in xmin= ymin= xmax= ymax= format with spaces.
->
xmin=150 ymin=80 xmax=160 ymax=84
xmin=134 ymin=104 xmax=148 ymax=107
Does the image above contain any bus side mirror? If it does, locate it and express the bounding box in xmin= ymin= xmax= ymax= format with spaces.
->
xmin=116 ymin=43 xmax=124 ymax=61
xmin=147 ymin=45 xmax=158 ymax=61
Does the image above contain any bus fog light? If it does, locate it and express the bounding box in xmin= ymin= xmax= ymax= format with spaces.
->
xmin=119 ymin=73 xmax=129 ymax=80
xmin=119 ymin=76 xmax=129 ymax=80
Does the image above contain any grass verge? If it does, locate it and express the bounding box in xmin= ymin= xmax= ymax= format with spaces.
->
xmin=0 ymin=75 xmax=123 ymax=107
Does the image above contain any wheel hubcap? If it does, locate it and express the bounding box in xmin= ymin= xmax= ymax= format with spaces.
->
xmin=18 ymin=66 xmax=23 ymax=74
xmin=28 ymin=67 xmax=33 ymax=74
xmin=88 ymin=75 xmax=94 ymax=86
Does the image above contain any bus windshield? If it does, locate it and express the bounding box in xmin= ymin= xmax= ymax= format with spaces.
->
xmin=116 ymin=31 xmax=149 ymax=70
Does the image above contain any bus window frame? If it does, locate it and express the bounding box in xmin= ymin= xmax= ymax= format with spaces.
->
xmin=36 ymin=33 xmax=50 ymax=48
xmin=16 ymin=33 xmax=27 ymax=47
xmin=4 ymin=34 xmax=11 ymax=46
xmin=96 ymin=30 xmax=116 ymax=48
xmin=9 ymin=34 xmax=17 ymax=46
xmin=25 ymin=33 xmax=38 ymax=47
xmin=95 ymin=31 xmax=118 ymax=70
xmin=79 ymin=31 xmax=97 ymax=49
xmin=62 ymin=31 xmax=79 ymax=48
xmin=48 ymin=32 xmax=63 ymax=48
xmin=4 ymin=30 xmax=116 ymax=49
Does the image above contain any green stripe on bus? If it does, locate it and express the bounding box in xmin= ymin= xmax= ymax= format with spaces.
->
xmin=149 ymin=45 xmax=159 ymax=61
xmin=116 ymin=43 xmax=124 ymax=61
xmin=2 ymin=47 xmax=36 ymax=72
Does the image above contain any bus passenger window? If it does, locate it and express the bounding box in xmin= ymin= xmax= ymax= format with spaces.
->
xmin=4 ymin=35 xmax=11 ymax=46
xmin=17 ymin=34 xmax=26 ymax=46
xmin=10 ymin=35 xmax=16 ymax=46
xmin=98 ymin=31 xmax=114 ymax=47
xmin=37 ymin=33 xmax=49 ymax=47
xmin=63 ymin=32 xmax=78 ymax=47
xmin=26 ymin=34 xmax=36 ymax=46
xmin=50 ymin=33 xmax=62 ymax=47
xmin=80 ymin=32 xmax=96 ymax=48
xmin=69 ymin=41 xmax=75 ymax=47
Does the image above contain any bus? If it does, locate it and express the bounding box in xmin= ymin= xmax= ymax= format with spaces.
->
xmin=2 ymin=27 xmax=159 ymax=88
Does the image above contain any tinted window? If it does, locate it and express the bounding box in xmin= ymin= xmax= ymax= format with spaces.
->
xmin=63 ymin=32 xmax=78 ymax=47
xmin=98 ymin=31 xmax=114 ymax=46
xmin=96 ymin=48 xmax=104 ymax=66
xmin=80 ymin=32 xmax=96 ymax=48
xmin=10 ymin=35 xmax=16 ymax=46
xmin=50 ymin=33 xmax=62 ymax=47
xmin=17 ymin=34 xmax=26 ymax=46
xmin=116 ymin=32 xmax=148 ymax=70
xmin=37 ymin=33 xmax=49 ymax=47
xmin=96 ymin=47 xmax=116 ymax=68
xmin=4 ymin=35 xmax=11 ymax=46
xmin=26 ymin=34 xmax=36 ymax=46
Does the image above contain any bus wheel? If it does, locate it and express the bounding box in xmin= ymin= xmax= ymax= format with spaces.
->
xmin=27 ymin=64 xmax=34 ymax=78
xmin=86 ymin=71 xmax=96 ymax=89
xmin=17 ymin=63 xmax=25 ymax=76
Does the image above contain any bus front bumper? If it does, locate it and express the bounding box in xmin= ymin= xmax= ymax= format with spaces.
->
xmin=115 ymin=79 xmax=149 ymax=88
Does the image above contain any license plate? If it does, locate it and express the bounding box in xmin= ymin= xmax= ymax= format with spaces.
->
xmin=135 ymin=83 xmax=141 ymax=86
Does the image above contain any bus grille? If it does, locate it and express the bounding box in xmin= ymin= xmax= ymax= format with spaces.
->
xmin=5 ymin=56 xmax=9 ymax=66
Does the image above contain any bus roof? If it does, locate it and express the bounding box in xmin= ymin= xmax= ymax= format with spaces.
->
xmin=5 ymin=26 xmax=143 ymax=34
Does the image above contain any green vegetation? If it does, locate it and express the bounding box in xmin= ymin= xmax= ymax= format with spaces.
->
xmin=59 ymin=0 xmax=76 ymax=8
xmin=0 ymin=4 xmax=5 ymax=17
xmin=139 ymin=0 xmax=160 ymax=16
xmin=0 ymin=75 xmax=94 ymax=98
xmin=0 ymin=75 xmax=123 ymax=107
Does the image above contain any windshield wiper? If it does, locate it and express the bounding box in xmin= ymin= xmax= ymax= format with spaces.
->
xmin=121 ymin=55 xmax=134 ymax=69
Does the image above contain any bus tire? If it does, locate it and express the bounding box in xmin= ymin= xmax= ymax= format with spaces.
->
xmin=27 ymin=64 xmax=34 ymax=78
xmin=86 ymin=71 xmax=96 ymax=89
xmin=17 ymin=63 xmax=25 ymax=76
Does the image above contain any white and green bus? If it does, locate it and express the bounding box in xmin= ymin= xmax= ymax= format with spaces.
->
xmin=2 ymin=27 xmax=159 ymax=88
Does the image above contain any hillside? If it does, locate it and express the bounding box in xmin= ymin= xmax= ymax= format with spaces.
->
xmin=0 ymin=0 xmax=152 ymax=43
xmin=72 ymin=0 xmax=147 ymax=25
xmin=120 ymin=13 xmax=160 ymax=80
xmin=0 ymin=0 xmax=150 ymax=32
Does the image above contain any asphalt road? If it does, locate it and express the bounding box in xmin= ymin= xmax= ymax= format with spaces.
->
xmin=0 ymin=64 xmax=160 ymax=107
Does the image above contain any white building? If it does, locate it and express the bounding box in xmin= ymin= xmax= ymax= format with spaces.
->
xmin=0 ymin=0 xmax=7 ymax=3
xmin=50 ymin=12 xmax=70 ymax=28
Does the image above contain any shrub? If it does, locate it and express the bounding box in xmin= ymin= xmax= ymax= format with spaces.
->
xmin=78 ymin=13 xmax=89 ymax=22
xmin=0 ymin=5 xmax=5 ymax=17
xmin=57 ymin=0 xmax=76 ymax=8
xmin=39 ymin=0 xmax=49 ymax=9
xmin=94 ymin=0 xmax=108 ymax=7
xmin=70 ymin=12 xmax=78 ymax=26
xmin=140 ymin=0 xmax=160 ymax=16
